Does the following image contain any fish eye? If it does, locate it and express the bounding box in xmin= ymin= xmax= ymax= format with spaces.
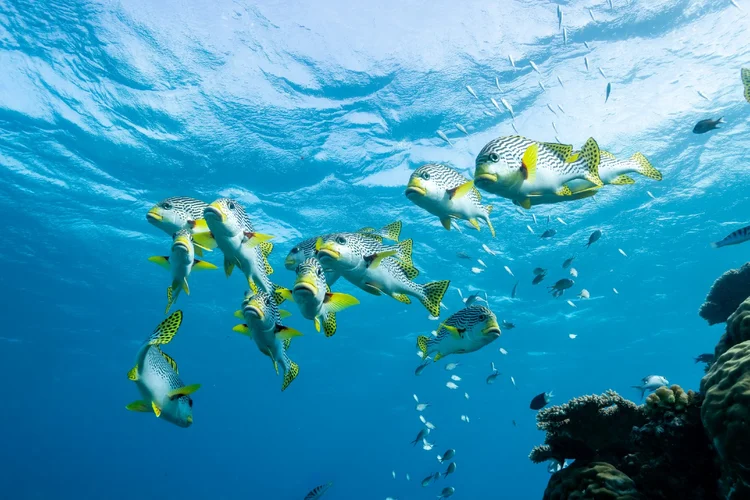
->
xmin=188 ymin=398 xmax=193 ymax=408
xmin=161 ymin=202 xmax=172 ymax=210
xmin=336 ymin=236 xmax=346 ymax=245
xmin=228 ymin=201 xmax=236 ymax=210
xmin=421 ymin=171 xmax=430 ymax=180
xmin=479 ymin=314 xmax=487 ymax=321
xmin=489 ymin=153 xmax=499 ymax=162
xmin=291 ymin=247 xmax=299 ymax=254
xmin=316 ymin=267 xmax=324 ymax=277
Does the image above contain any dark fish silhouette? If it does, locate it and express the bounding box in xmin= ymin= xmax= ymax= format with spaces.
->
xmin=532 ymin=273 xmax=547 ymax=285
xmin=694 ymin=353 xmax=714 ymax=364
xmin=587 ymin=230 xmax=602 ymax=248
xmin=304 ymin=482 xmax=332 ymax=500
xmin=693 ymin=118 xmax=723 ymax=134
xmin=511 ymin=281 xmax=518 ymax=298
xmin=530 ymin=391 xmax=553 ymax=410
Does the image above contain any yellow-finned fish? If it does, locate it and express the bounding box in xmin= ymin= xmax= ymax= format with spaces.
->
xmin=145 ymin=197 xmax=215 ymax=255
xmin=405 ymin=163 xmax=495 ymax=237
xmin=148 ymin=229 xmax=218 ymax=313
xmin=125 ymin=311 xmax=200 ymax=427
xmin=474 ymin=135 xmax=603 ymax=208
xmin=417 ymin=305 xmax=501 ymax=362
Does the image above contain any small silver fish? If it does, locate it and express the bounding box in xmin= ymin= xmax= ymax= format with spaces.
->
xmin=411 ymin=428 xmax=429 ymax=446
xmin=539 ymin=81 xmax=546 ymax=92
xmin=466 ymin=85 xmax=478 ymax=99
xmin=501 ymin=320 xmax=515 ymax=330
xmin=557 ymin=217 xmax=566 ymax=225
xmin=578 ymin=289 xmax=590 ymax=299
xmin=501 ymin=98 xmax=514 ymax=117
xmin=511 ymin=282 xmax=518 ymax=298
xmin=530 ymin=61 xmax=540 ymax=73
xmin=437 ymin=130 xmax=452 ymax=145
xmin=415 ymin=362 xmax=429 ymax=376
xmin=445 ymin=362 xmax=460 ymax=371
xmin=551 ymin=121 xmax=558 ymax=133
xmin=632 ymin=375 xmax=669 ymax=399
xmin=443 ymin=462 xmax=457 ymax=478
xmin=456 ymin=123 xmax=468 ymax=135
xmin=491 ymin=97 xmax=502 ymax=113
xmin=584 ymin=41 xmax=591 ymax=49
xmin=570 ymin=268 xmax=578 ymax=278
xmin=599 ymin=67 xmax=607 ymax=79
xmin=446 ymin=381 xmax=459 ymax=389
xmin=547 ymin=104 xmax=558 ymax=115
xmin=557 ymin=5 xmax=563 ymax=29
xmin=557 ymin=75 xmax=564 ymax=87
xmin=496 ymin=77 xmax=501 ymax=90
xmin=439 ymin=486 xmax=455 ymax=499
xmin=504 ymin=265 xmax=514 ymax=276
xmin=563 ymin=27 xmax=568 ymax=44
xmin=486 ymin=361 xmax=500 ymax=384
xmin=509 ymin=54 xmax=516 ymax=68
xmin=439 ymin=449 xmax=456 ymax=462
xmin=304 ymin=481 xmax=333 ymax=500
xmin=584 ymin=57 xmax=590 ymax=71
xmin=557 ymin=104 xmax=566 ymax=114
xmin=589 ymin=8 xmax=596 ymax=21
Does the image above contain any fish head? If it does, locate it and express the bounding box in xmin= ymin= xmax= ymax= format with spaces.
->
xmin=204 ymin=198 xmax=248 ymax=238
xmin=405 ymin=164 xmax=447 ymax=202
xmin=293 ymin=258 xmax=327 ymax=300
xmin=242 ymin=290 xmax=278 ymax=330
xmin=474 ymin=140 xmax=525 ymax=192
xmin=163 ymin=394 xmax=194 ymax=428
xmin=315 ymin=233 xmax=362 ymax=271
xmin=147 ymin=197 xmax=200 ymax=235
xmin=285 ymin=239 xmax=316 ymax=270
xmin=451 ymin=305 xmax=501 ymax=340
xmin=171 ymin=229 xmax=195 ymax=261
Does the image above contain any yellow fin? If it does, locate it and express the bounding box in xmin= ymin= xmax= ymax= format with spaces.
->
xmin=125 ymin=400 xmax=151 ymax=412
xmin=417 ymin=335 xmax=429 ymax=356
xmin=152 ymin=401 xmax=162 ymax=418
xmin=540 ymin=141 xmax=573 ymax=159
xmin=275 ymin=325 xmax=303 ymax=340
xmin=127 ymin=365 xmax=139 ymax=381
xmin=160 ymin=350 xmax=178 ymax=373
xmin=522 ymin=144 xmax=538 ymax=183
xmin=259 ymin=241 xmax=273 ymax=258
xmin=611 ymin=175 xmax=635 ymax=185
xmin=276 ymin=287 xmax=294 ymax=303
xmin=233 ymin=324 xmax=251 ymax=336
xmin=168 ymin=383 xmax=201 ymax=398
xmin=248 ymin=280 xmax=258 ymax=295
xmin=182 ymin=278 xmax=190 ymax=295
xmin=148 ymin=311 xmax=183 ymax=346
xmin=282 ymin=361 xmax=299 ymax=391
xmin=315 ymin=237 xmax=323 ymax=251
xmin=243 ymin=232 xmax=275 ymax=249
xmin=165 ymin=287 xmax=175 ymax=314
xmin=224 ymin=257 xmax=235 ymax=278
xmin=393 ymin=259 xmax=419 ymax=280
xmin=484 ymin=207 xmax=496 ymax=238
xmin=148 ymin=256 xmax=170 ymax=269
xmin=283 ymin=338 xmax=291 ymax=351
xmin=272 ymin=359 xmax=279 ymax=375
xmin=556 ymin=185 xmax=573 ymax=196
xmin=565 ymin=152 xmax=580 ymax=163
xmin=194 ymin=246 xmax=204 ymax=257
xmin=419 ymin=280 xmax=450 ymax=317
xmin=314 ymin=317 xmax=321 ymax=333
xmin=439 ymin=323 xmax=463 ymax=338
xmin=324 ymin=292 xmax=360 ymax=312
xmin=601 ymin=150 xmax=617 ymax=160
xmin=322 ymin=312 xmax=337 ymax=337
xmin=192 ymin=259 xmax=218 ymax=271
xmin=363 ymin=282 xmax=384 ymax=296
xmin=468 ymin=218 xmax=481 ymax=231
xmin=392 ymin=293 xmax=412 ymax=304
xmin=578 ymin=137 xmax=603 ymax=186
xmin=447 ymin=180 xmax=474 ymax=200
xmin=262 ymin=251 xmax=274 ymax=275
xmin=441 ymin=218 xmax=452 ymax=231
xmin=234 ymin=310 xmax=244 ymax=319
xmin=380 ymin=220 xmax=402 ymax=241
xmin=630 ymin=152 xmax=662 ymax=181
xmin=366 ymin=249 xmax=397 ymax=269
xmin=279 ymin=309 xmax=293 ymax=319
xmin=518 ymin=198 xmax=532 ymax=210
xmin=433 ymin=352 xmax=443 ymax=362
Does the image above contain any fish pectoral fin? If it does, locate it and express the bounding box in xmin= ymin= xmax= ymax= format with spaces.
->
xmin=182 ymin=278 xmax=190 ymax=295
xmin=447 ymin=180 xmax=474 ymax=200
xmin=279 ymin=309 xmax=293 ymax=319
xmin=243 ymin=232 xmax=275 ymax=249
xmin=540 ymin=141 xmax=573 ymax=160
xmin=440 ymin=217 xmax=452 ymax=231
xmin=521 ymin=144 xmax=538 ymax=182
xmin=125 ymin=400 xmax=152 ymax=413
xmin=148 ymin=256 xmax=170 ymax=269
xmin=313 ymin=317 xmax=321 ymax=333
xmin=151 ymin=401 xmax=162 ymax=418
xmin=518 ymin=198 xmax=532 ymax=210
xmin=233 ymin=310 xmax=244 ymax=319
xmin=275 ymin=324 xmax=303 ymax=340
xmin=611 ymin=174 xmax=635 ymax=185
xmin=167 ymin=384 xmax=201 ymax=398
xmin=468 ymin=218 xmax=481 ymax=231
xmin=276 ymin=287 xmax=294 ymax=303
xmin=433 ymin=352 xmax=444 ymax=362
xmin=127 ymin=365 xmax=139 ymax=381
xmin=392 ymin=293 xmax=412 ymax=304
xmin=439 ymin=323 xmax=463 ymax=338
xmin=323 ymin=292 xmax=360 ymax=313
xmin=224 ymin=257 xmax=235 ymax=278
xmin=192 ymin=259 xmax=218 ymax=271
xmin=365 ymin=250 xmax=398 ymax=269
xmin=233 ymin=324 xmax=251 ymax=336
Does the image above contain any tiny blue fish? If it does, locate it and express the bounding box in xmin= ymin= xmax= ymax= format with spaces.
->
xmin=605 ymin=82 xmax=612 ymax=103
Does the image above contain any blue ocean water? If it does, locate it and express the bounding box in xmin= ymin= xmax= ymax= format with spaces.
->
xmin=2 ymin=0 xmax=749 ymax=498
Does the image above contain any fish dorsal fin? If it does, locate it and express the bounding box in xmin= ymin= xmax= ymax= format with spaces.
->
xmin=127 ymin=365 xmax=139 ymax=381
xmin=165 ymin=287 xmax=175 ymax=314
xmin=148 ymin=256 xmax=170 ymax=269
xmin=315 ymin=237 xmax=323 ymax=252
xmin=392 ymin=258 xmax=419 ymax=280
xmin=601 ymin=150 xmax=617 ymax=160
xmin=167 ymin=383 xmax=201 ymax=399
xmin=743 ymin=68 xmax=750 ymax=103
xmin=275 ymin=324 xmax=303 ymax=340
xmin=159 ymin=350 xmax=179 ymax=373
xmin=259 ymin=241 xmax=274 ymax=258
xmin=473 ymin=186 xmax=482 ymax=202
xmin=380 ymin=220 xmax=402 ymax=241
xmin=521 ymin=144 xmax=538 ymax=183
xmin=147 ymin=311 xmax=183 ymax=346
xmin=248 ymin=279 xmax=259 ymax=295
xmin=359 ymin=232 xmax=384 ymax=244
xmin=261 ymin=250 xmax=274 ymax=275
xmin=447 ymin=180 xmax=474 ymax=200
xmin=540 ymin=142 xmax=573 ymax=160
xmin=283 ymin=338 xmax=291 ymax=350
xmin=396 ymin=239 xmax=414 ymax=267
xmin=323 ymin=292 xmax=360 ymax=312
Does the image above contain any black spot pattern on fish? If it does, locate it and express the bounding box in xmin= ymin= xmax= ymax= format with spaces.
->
xmin=432 ymin=305 xmax=496 ymax=343
xmin=412 ymin=163 xmax=485 ymax=206
xmin=478 ymin=135 xmax=584 ymax=176
xmin=157 ymin=197 xmax=208 ymax=220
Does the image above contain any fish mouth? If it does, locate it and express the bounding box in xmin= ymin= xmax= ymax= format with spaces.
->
xmin=482 ymin=325 xmax=502 ymax=336
xmin=284 ymin=256 xmax=297 ymax=269
xmin=244 ymin=305 xmax=264 ymax=320
xmin=146 ymin=208 xmax=163 ymax=223
xmin=204 ymin=203 xmax=226 ymax=223
xmin=293 ymin=275 xmax=318 ymax=295
xmin=173 ymin=234 xmax=192 ymax=251
xmin=316 ymin=246 xmax=340 ymax=261
xmin=186 ymin=415 xmax=193 ymax=425
xmin=404 ymin=186 xmax=426 ymax=197
xmin=475 ymin=172 xmax=498 ymax=183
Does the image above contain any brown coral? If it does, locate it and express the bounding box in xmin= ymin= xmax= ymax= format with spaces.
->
xmin=701 ymin=340 xmax=750 ymax=488
xmin=699 ymin=263 xmax=750 ymax=325
xmin=714 ymin=298 xmax=750 ymax=359
xmin=644 ymin=384 xmax=694 ymax=416
xmin=530 ymin=390 xmax=646 ymax=464
xmin=544 ymin=461 xmax=641 ymax=500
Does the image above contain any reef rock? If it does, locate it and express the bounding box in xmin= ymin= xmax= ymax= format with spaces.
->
xmin=699 ymin=263 xmax=750 ymax=325
xmin=544 ymin=461 xmax=641 ymax=500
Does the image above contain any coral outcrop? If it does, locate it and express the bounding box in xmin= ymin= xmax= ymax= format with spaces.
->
xmin=543 ymin=462 xmax=641 ymax=500
xmin=699 ymin=263 xmax=750 ymax=325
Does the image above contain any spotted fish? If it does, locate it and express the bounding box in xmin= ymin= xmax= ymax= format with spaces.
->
xmin=316 ymin=233 xmax=449 ymax=317
xmin=743 ymin=68 xmax=750 ymax=103
xmin=474 ymin=135 xmax=603 ymax=208
xmin=417 ymin=305 xmax=501 ymax=362
xmin=284 ymin=221 xmax=403 ymax=285
xmin=233 ymin=291 xmax=302 ymax=391
xmin=146 ymin=197 xmax=215 ymax=254
xmin=405 ymin=163 xmax=495 ymax=237
xmin=567 ymin=150 xmax=661 ymax=189
xmin=148 ymin=229 xmax=218 ymax=313
xmin=126 ymin=311 xmax=200 ymax=427
xmin=278 ymin=258 xmax=360 ymax=337
xmin=203 ymin=198 xmax=279 ymax=299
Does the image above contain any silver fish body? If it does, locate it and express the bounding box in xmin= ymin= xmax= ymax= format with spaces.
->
xmin=417 ymin=305 xmax=501 ymax=361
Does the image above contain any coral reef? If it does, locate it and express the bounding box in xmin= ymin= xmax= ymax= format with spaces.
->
xmin=699 ymin=263 xmax=750 ymax=325
xmin=713 ymin=297 xmax=750 ymax=360
xmin=530 ymin=390 xmax=645 ymax=464
xmin=643 ymin=384 xmax=693 ymax=416
xmin=702 ymin=340 xmax=750 ymax=492
xmin=543 ymin=462 xmax=641 ymax=500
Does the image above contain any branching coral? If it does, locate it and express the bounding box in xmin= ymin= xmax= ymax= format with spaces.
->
xmin=544 ymin=462 xmax=641 ymax=500
xmin=699 ymin=263 xmax=750 ymax=325
xmin=701 ymin=340 xmax=750 ymax=489
xmin=529 ymin=390 xmax=646 ymax=464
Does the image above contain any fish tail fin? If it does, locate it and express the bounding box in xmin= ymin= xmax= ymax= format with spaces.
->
xmin=165 ymin=286 xmax=177 ymax=314
xmin=484 ymin=206 xmax=496 ymax=238
xmin=710 ymin=241 xmax=721 ymax=249
xmin=322 ymin=311 xmax=337 ymax=337
xmin=632 ymin=386 xmax=645 ymax=400
xmin=419 ymin=280 xmax=450 ymax=317
xmin=630 ymin=153 xmax=662 ymax=181
xmin=574 ymin=137 xmax=603 ymax=186
xmin=281 ymin=359 xmax=299 ymax=392
xmin=380 ymin=220 xmax=402 ymax=242
xmin=147 ymin=311 xmax=183 ymax=346
xmin=417 ymin=335 xmax=430 ymax=357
